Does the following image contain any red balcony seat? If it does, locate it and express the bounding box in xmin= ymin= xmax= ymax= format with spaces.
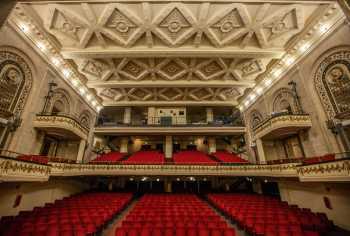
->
xmin=122 ymin=151 xmax=165 ymax=164
xmin=173 ymin=151 xmax=218 ymax=165
xmin=17 ymin=155 xmax=48 ymax=164
xmin=212 ymin=151 xmax=248 ymax=163
xmin=90 ymin=151 xmax=126 ymax=163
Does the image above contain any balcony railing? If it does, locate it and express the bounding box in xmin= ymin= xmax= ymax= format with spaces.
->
xmin=34 ymin=112 xmax=89 ymax=139
xmin=96 ymin=116 xmax=244 ymax=127
xmin=252 ymin=113 xmax=312 ymax=139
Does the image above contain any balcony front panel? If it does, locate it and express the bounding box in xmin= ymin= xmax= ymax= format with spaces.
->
xmin=94 ymin=126 xmax=246 ymax=135
xmin=0 ymin=157 xmax=50 ymax=182
xmin=297 ymin=159 xmax=350 ymax=182
xmin=253 ymin=114 xmax=312 ymax=139
xmin=34 ymin=114 xmax=89 ymax=140
xmin=50 ymin=162 xmax=298 ymax=177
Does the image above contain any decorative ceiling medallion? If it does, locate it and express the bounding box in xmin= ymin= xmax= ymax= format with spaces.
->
xmin=153 ymin=4 xmax=196 ymax=46
xmin=237 ymin=59 xmax=264 ymax=77
xmin=106 ymin=9 xmax=138 ymax=39
xmin=48 ymin=7 xmax=87 ymax=43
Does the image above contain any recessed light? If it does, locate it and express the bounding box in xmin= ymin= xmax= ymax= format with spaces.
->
xmin=79 ymin=87 xmax=86 ymax=95
xmin=71 ymin=79 xmax=79 ymax=87
xmin=37 ymin=42 xmax=46 ymax=51
xmin=256 ymin=87 xmax=263 ymax=95
xmin=244 ymin=100 xmax=249 ymax=106
xmin=319 ymin=24 xmax=329 ymax=34
xmin=273 ymin=69 xmax=282 ymax=77
xmin=51 ymin=57 xmax=61 ymax=66
xmin=265 ymin=79 xmax=272 ymax=86
xmin=299 ymin=42 xmax=310 ymax=53
xmin=284 ymin=56 xmax=295 ymax=66
xmin=62 ymin=69 xmax=71 ymax=78
xmin=92 ymin=101 xmax=97 ymax=106
xmin=19 ymin=23 xmax=29 ymax=33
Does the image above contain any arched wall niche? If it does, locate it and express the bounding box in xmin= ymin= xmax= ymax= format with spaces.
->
xmin=249 ymin=109 xmax=263 ymax=129
xmin=48 ymin=88 xmax=72 ymax=114
xmin=313 ymin=45 xmax=350 ymax=120
xmin=0 ymin=46 xmax=35 ymax=118
xmin=79 ymin=110 xmax=92 ymax=128
xmin=271 ymin=87 xmax=298 ymax=114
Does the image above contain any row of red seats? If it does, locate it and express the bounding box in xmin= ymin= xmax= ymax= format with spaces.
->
xmin=0 ymin=193 xmax=133 ymax=236
xmin=115 ymin=194 xmax=236 ymax=236
xmin=122 ymin=151 xmax=165 ymax=164
xmin=302 ymin=154 xmax=335 ymax=165
xmin=267 ymin=153 xmax=336 ymax=165
xmin=17 ymin=155 xmax=48 ymax=164
xmin=212 ymin=151 xmax=248 ymax=163
xmin=173 ymin=151 xmax=218 ymax=165
xmin=208 ymin=194 xmax=333 ymax=236
xmin=90 ymin=151 xmax=126 ymax=163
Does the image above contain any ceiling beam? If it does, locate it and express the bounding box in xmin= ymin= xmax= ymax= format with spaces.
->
xmin=61 ymin=48 xmax=284 ymax=59
xmin=18 ymin=0 xmax=336 ymax=3
xmin=87 ymin=80 xmax=255 ymax=88
xmin=103 ymin=101 xmax=238 ymax=107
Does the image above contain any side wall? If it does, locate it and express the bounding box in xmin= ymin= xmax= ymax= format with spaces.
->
xmin=0 ymin=179 xmax=89 ymax=217
xmin=278 ymin=181 xmax=350 ymax=231
xmin=243 ymin=23 xmax=350 ymax=162
xmin=0 ymin=22 xmax=97 ymax=161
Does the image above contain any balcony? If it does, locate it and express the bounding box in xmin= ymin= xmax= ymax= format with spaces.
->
xmin=34 ymin=113 xmax=89 ymax=140
xmin=253 ymin=113 xmax=312 ymax=139
xmin=94 ymin=116 xmax=245 ymax=135
xmin=0 ymin=150 xmax=50 ymax=182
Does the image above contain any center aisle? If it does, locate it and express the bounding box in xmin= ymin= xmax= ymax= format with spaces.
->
xmin=114 ymin=194 xmax=236 ymax=236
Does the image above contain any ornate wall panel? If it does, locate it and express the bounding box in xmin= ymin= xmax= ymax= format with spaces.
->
xmin=314 ymin=50 xmax=350 ymax=119
xmin=0 ymin=50 xmax=32 ymax=118
xmin=272 ymin=87 xmax=298 ymax=114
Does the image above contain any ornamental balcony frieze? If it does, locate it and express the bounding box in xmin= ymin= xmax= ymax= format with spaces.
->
xmin=50 ymin=162 xmax=299 ymax=177
xmin=297 ymin=159 xmax=350 ymax=182
xmin=34 ymin=113 xmax=89 ymax=140
xmin=0 ymin=157 xmax=50 ymax=182
xmin=253 ymin=114 xmax=312 ymax=139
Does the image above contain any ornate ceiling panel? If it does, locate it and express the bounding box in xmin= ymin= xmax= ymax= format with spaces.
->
xmin=77 ymin=57 xmax=267 ymax=83
xmin=17 ymin=1 xmax=333 ymax=106
xmin=27 ymin=2 xmax=317 ymax=51
xmin=99 ymin=87 xmax=241 ymax=103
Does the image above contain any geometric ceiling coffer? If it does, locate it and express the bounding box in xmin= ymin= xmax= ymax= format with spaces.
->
xmin=77 ymin=57 xmax=265 ymax=82
xmin=99 ymin=87 xmax=242 ymax=102
xmin=35 ymin=2 xmax=311 ymax=49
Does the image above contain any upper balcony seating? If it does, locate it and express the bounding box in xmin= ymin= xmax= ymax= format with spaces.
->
xmin=208 ymin=194 xmax=333 ymax=236
xmin=115 ymin=194 xmax=236 ymax=236
xmin=0 ymin=193 xmax=133 ymax=236
xmin=266 ymin=153 xmax=336 ymax=165
xmin=90 ymin=152 xmax=126 ymax=164
xmin=122 ymin=151 xmax=165 ymax=164
xmin=302 ymin=154 xmax=335 ymax=165
xmin=173 ymin=150 xmax=218 ymax=165
xmin=212 ymin=151 xmax=248 ymax=163
xmin=17 ymin=155 xmax=48 ymax=165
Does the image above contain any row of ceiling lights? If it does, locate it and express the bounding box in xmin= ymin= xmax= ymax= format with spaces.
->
xmin=238 ymin=20 xmax=333 ymax=112
xmin=18 ymin=22 xmax=103 ymax=112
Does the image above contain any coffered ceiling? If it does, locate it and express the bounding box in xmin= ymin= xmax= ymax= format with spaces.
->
xmin=13 ymin=1 xmax=340 ymax=107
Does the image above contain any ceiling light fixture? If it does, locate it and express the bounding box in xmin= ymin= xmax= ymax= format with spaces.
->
xmin=319 ymin=23 xmax=329 ymax=34
xmin=92 ymin=100 xmax=97 ymax=106
xmin=19 ymin=23 xmax=29 ymax=33
xmin=299 ymin=42 xmax=310 ymax=53
xmin=36 ymin=41 xmax=46 ymax=51
xmin=256 ymin=87 xmax=263 ymax=95
xmin=51 ymin=57 xmax=60 ymax=66
xmin=79 ymin=87 xmax=86 ymax=95
xmin=62 ymin=69 xmax=71 ymax=78
xmin=283 ymin=56 xmax=295 ymax=66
